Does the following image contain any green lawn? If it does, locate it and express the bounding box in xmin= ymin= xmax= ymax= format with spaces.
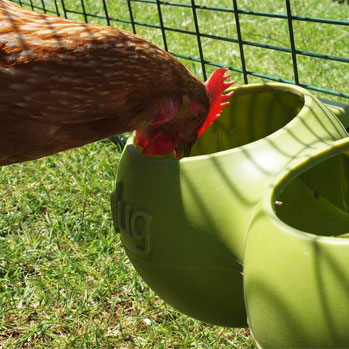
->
xmin=1 ymin=0 xmax=348 ymax=347
xmin=0 ymin=141 xmax=255 ymax=348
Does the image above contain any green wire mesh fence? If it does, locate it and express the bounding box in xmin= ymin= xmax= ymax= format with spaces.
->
xmin=10 ymin=0 xmax=349 ymax=103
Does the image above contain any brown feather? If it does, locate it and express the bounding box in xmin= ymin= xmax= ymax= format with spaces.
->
xmin=0 ymin=0 xmax=209 ymax=165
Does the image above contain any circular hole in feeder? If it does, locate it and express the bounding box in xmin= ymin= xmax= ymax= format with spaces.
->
xmin=191 ymin=85 xmax=304 ymax=156
xmin=274 ymin=149 xmax=349 ymax=237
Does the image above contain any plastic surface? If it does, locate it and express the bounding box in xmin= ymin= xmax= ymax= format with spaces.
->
xmin=111 ymin=83 xmax=348 ymax=327
xmin=244 ymin=138 xmax=349 ymax=348
xmin=322 ymin=98 xmax=349 ymax=130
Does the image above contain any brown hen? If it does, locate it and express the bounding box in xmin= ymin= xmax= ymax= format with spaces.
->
xmin=0 ymin=0 xmax=211 ymax=165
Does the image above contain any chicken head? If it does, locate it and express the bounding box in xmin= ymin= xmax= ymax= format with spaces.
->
xmin=136 ymin=68 xmax=235 ymax=157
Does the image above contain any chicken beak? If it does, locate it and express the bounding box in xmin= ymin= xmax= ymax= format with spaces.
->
xmin=175 ymin=139 xmax=195 ymax=158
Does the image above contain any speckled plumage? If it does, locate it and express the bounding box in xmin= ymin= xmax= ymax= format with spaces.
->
xmin=0 ymin=0 xmax=209 ymax=164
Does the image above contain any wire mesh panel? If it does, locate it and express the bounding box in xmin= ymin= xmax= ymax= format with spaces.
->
xmin=9 ymin=0 xmax=349 ymax=103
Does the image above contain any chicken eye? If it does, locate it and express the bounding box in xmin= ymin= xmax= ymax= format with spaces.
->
xmin=191 ymin=113 xmax=202 ymax=122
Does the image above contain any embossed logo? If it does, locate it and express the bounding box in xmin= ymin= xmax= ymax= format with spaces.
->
xmin=111 ymin=182 xmax=152 ymax=255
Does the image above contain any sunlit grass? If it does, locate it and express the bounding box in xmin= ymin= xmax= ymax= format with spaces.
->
xmin=2 ymin=0 xmax=349 ymax=347
xmin=0 ymin=141 xmax=255 ymax=348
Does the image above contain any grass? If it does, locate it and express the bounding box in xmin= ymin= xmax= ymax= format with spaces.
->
xmin=1 ymin=0 xmax=348 ymax=347
xmin=0 ymin=142 xmax=255 ymax=348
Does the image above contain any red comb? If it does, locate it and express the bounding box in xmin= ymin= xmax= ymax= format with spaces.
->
xmin=197 ymin=67 xmax=235 ymax=137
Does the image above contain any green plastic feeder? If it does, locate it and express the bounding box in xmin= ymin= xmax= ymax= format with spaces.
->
xmin=111 ymin=83 xmax=347 ymax=327
xmin=244 ymin=137 xmax=349 ymax=348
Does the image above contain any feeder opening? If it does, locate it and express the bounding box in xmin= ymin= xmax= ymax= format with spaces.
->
xmin=275 ymin=150 xmax=349 ymax=237
xmin=190 ymin=86 xmax=304 ymax=156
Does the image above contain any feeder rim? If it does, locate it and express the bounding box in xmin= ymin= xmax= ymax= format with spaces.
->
xmin=128 ymin=82 xmax=337 ymax=163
